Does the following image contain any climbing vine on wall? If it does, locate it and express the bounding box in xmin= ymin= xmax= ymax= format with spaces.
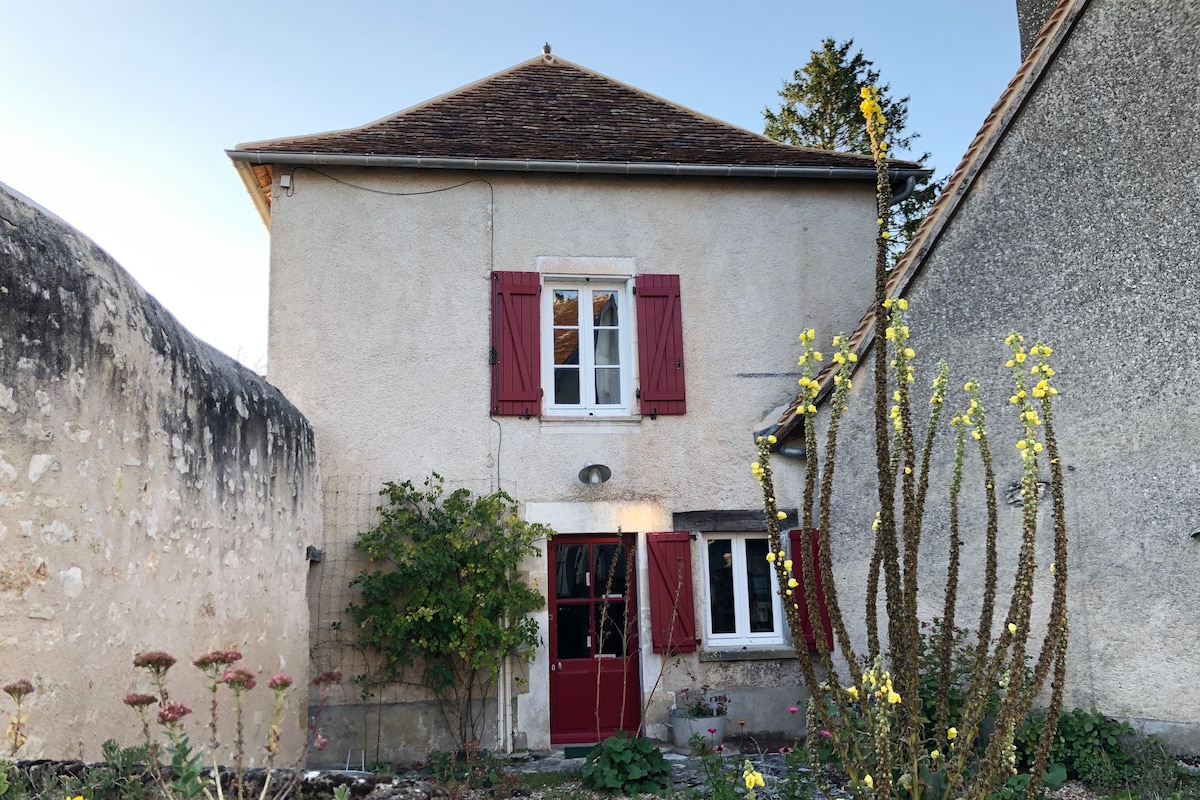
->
xmin=344 ymin=474 xmax=550 ymax=748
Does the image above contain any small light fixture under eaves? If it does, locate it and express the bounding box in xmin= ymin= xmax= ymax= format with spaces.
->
xmin=578 ymin=463 xmax=612 ymax=485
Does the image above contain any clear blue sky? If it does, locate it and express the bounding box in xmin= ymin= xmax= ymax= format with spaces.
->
xmin=1 ymin=1 xmax=1020 ymax=370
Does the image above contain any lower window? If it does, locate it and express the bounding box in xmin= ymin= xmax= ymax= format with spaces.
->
xmin=701 ymin=533 xmax=784 ymax=647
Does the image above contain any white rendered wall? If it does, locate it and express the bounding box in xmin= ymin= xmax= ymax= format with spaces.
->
xmin=267 ymin=166 xmax=876 ymax=756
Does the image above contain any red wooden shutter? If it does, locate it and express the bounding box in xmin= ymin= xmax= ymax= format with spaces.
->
xmin=788 ymin=528 xmax=834 ymax=651
xmin=491 ymin=271 xmax=541 ymax=417
xmin=635 ymin=274 xmax=686 ymax=416
xmin=646 ymin=531 xmax=697 ymax=653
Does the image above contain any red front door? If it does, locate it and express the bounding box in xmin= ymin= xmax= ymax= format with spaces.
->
xmin=548 ymin=534 xmax=641 ymax=744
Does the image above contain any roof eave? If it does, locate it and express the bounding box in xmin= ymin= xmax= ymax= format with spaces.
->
xmin=227 ymin=148 xmax=928 ymax=180
xmin=230 ymin=159 xmax=272 ymax=229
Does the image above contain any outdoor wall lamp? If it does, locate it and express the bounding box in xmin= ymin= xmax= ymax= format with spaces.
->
xmin=578 ymin=463 xmax=612 ymax=485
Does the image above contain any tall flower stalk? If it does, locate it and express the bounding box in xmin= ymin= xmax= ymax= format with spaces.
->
xmin=3 ymin=679 xmax=33 ymax=757
xmin=753 ymin=86 xmax=1070 ymax=800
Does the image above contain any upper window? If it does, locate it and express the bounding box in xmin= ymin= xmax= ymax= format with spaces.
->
xmin=701 ymin=533 xmax=784 ymax=647
xmin=489 ymin=270 xmax=685 ymax=419
xmin=542 ymin=279 xmax=633 ymax=416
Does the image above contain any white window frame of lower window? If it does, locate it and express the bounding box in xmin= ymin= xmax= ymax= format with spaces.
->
xmin=700 ymin=532 xmax=785 ymax=648
xmin=540 ymin=276 xmax=634 ymax=417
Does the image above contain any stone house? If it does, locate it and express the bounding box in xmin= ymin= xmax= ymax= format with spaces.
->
xmin=228 ymin=50 xmax=924 ymax=762
xmin=766 ymin=0 xmax=1200 ymax=753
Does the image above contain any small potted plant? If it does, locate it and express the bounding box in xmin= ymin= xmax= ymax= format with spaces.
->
xmin=667 ymin=685 xmax=731 ymax=747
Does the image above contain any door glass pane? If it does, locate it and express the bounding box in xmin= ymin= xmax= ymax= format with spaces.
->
xmin=707 ymin=539 xmax=735 ymax=634
xmin=594 ymin=368 xmax=620 ymax=404
xmin=556 ymin=603 xmax=590 ymax=659
xmin=593 ymin=330 xmax=620 ymax=365
xmin=745 ymin=538 xmax=775 ymax=633
xmin=592 ymin=291 xmax=618 ymax=326
xmin=554 ymin=367 xmax=580 ymax=404
xmin=555 ymin=544 xmax=589 ymax=599
xmin=595 ymin=602 xmax=627 ymax=656
xmin=594 ymin=544 xmax=627 ymax=597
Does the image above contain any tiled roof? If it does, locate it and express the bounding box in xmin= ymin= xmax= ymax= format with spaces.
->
xmin=234 ymin=54 xmax=914 ymax=172
xmin=770 ymin=0 xmax=1085 ymax=445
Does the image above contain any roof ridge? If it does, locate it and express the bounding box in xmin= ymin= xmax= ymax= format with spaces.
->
xmin=771 ymin=0 xmax=1090 ymax=443
xmin=236 ymin=51 xmax=892 ymax=169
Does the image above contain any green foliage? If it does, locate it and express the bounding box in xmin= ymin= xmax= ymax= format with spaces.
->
xmin=913 ymin=618 xmax=1030 ymax=733
xmin=100 ymin=739 xmax=150 ymax=800
xmin=1017 ymin=707 xmax=1135 ymax=787
xmin=166 ymin=731 xmax=210 ymax=800
xmin=0 ymin=761 xmax=10 ymax=798
xmin=988 ymin=764 xmax=1067 ymax=800
xmin=345 ymin=473 xmax=549 ymax=747
xmin=764 ymin=38 xmax=913 ymax=153
xmin=422 ymin=746 xmax=515 ymax=795
xmin=687 ymin=733 xmax=737 ymax=800
xmin=582 ymin=732 xmax=671 ymax=796
xmin=915 ymin=618 xmax=984 ymax=729
xmin=762 ymin=37 xmax=944 ymax=263
xmin=1119 ymin=732 xmax=1199 ymax=800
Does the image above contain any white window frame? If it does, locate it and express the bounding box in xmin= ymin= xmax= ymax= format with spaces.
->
xmin=540 ymin=276 xmax=634 ymax=417
xmin=700 ymin=532 xmax=785 ymax=648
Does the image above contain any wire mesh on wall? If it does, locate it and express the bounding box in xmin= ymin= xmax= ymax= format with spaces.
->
xmin=308 ymin=474 xmax=386 ymax=702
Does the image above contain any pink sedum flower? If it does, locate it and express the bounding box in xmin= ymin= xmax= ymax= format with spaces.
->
xmin=157 ymin=702 xmax=192 ymax=725
xmin=267 ymin=673 xmax=293 ymax=690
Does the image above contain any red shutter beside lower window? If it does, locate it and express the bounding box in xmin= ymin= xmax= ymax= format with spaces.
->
xmin=788 ymin=528 xmax=834 ymax=651
xmin=635 ymin=274 xmax=686 ymax=416
xmin=491 ymin=271 xmax=541 ymax=417
xmin=646 ymin=531 xmax=697 ymax=653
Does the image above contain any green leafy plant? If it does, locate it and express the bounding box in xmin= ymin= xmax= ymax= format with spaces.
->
xmin=345 ymin=473 xmax=549 ymax=749
xmin=988 ymin=764 xmax=1066 ymax=800
xmin=582 ymin=732 xmax=671 ymax=796
xmin=422 ymin=742 xmax=515 ymax=797
xmin=93 ymin=739 xmax=150 ymax=800
xmin=1016 ymin=707 xmax=1134 ymax=787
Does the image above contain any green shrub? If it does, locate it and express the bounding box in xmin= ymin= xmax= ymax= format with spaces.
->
xmin=1017 ymin=707 xmax=1135 ymax=787
xmin=344 ymin=474 xmax=549 ymax=748
xmin=582 ymin=732 xmax=671 ymax=795
xmin=988 ymin=763 xmax=1066 ymax=800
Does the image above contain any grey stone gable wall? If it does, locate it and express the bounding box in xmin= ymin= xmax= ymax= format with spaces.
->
xmin=0 ymin=182 xmax=321 ymax=762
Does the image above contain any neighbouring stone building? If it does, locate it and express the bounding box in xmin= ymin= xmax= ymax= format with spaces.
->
xmin=767 ymin=0 xmax=1200 ymax=753
xmin=0 ymin=183 xmax=321 ymax=762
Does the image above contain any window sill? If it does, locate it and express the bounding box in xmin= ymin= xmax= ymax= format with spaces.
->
xmin=539 ymin=416 xmax=642 ymax=434
xmin=699 ymin=647 xmax=797 ymax=663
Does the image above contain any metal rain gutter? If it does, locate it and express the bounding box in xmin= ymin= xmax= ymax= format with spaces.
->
xmin=226 ymin=150 xmax=928 ymax=199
